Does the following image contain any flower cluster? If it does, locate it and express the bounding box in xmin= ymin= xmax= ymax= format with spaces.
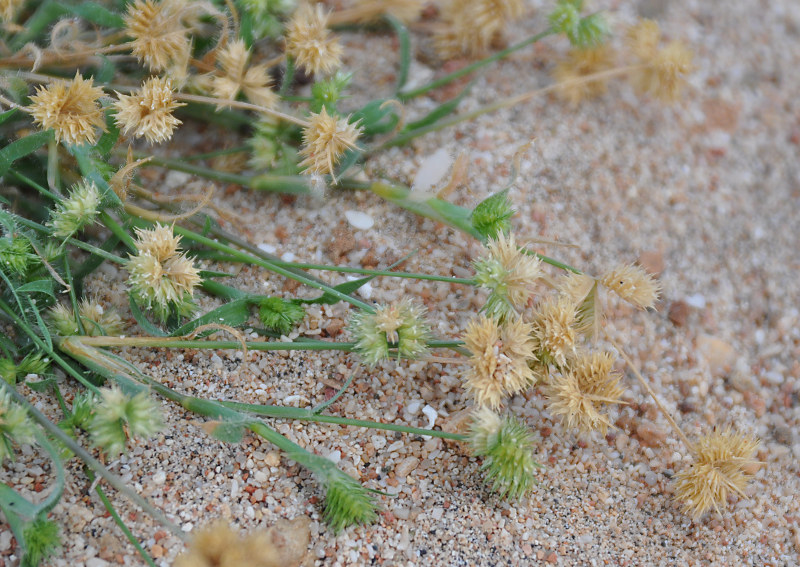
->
xmin=26 ymin=73 xmax=106 ymax=146
xmin=90 ymin=386 xmax=164 ymax=456
xmin=126 ymin=223 xmax=201 ymax=321
xmin=349 ymin=299 xmax=431 ymax=365
xmin=114 ymin=76 xmax=184 ymax=144
xmin=49 ymin=180 xmax=101 ymax=238
xmin=49 ymin=298 xmax=125 ymax=337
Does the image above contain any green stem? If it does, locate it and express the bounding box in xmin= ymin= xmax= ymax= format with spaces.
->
xmin=72 ymin=336 xmax=465 ymax=351
xmin=398 ymin=28 xmax=554 ymax=100
xmin=0 ymin=380 xmax=188 ymax=543
xmin=216 ymin=399 xmax=466 ymax=441
xmin=265 ymin=260 xmax=476 ymax=285
xmin=99 ymin=211 xmax=137 ymax=252
xmin=13 ymin=216 xmax=127 ymax=264
xmin=88 ymin=470 xmax=158 ymax=567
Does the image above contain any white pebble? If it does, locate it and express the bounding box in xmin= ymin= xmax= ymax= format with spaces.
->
xmin=406 ymin=400 xmax=422 ymax=415
xmin=280 ymin=251 xmax=296 ymax=262
xmin=422 ymin=405 xmax=438 ymax=430
xmin=152 ymin=470 xmax=166 ymax=485
xmin=344 ymin=210 xmax=375 ymax=230
xmin=257 ymin=242 xmax=276 ymax=253
xmin=371 ymin=435 xmax=387 ymax=450
xmin=685 ymin=293 xmax=706 ymax=308
xmin=412 ymin=148 xmax=452 ymax=194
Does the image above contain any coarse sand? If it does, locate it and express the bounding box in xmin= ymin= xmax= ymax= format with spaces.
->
xmin=3 ymin=0 xmax=800 ymax=565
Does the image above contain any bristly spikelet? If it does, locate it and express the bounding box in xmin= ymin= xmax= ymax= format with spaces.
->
xmin=558 ymin=271 xmax=600 ymax=337
xmin=49 ymin=299 xmax=125 ymax=337
xmin=124 ymin=0 xmax=192 ymax=73
xmin=0 ymin=0 xmax=24 ymax=22
xmin=469 ymin=408 xmax=541 ymax=498
xmin=322 ymin=470 xmax=379 ymax=532
xmin=544 ymin=350 xmax=624 ymax=434
xmin=50 ymin=180 xmax=100 ymax=238
xmin=434 ymin=0 xmax=525 ymax=58
xmin=463 ymin=314 xmax=536 ymax=409
xmin=0 ymin=236 xmax=36 ymax=276
xmin=471 ymin=189 xmax=515 ymax=240
xmin=552 ymin=45 xmax=616 ymax=106
xmin=0 ymin=389 xmax=36 ymax=463
xmin=299 ymin=107 xmax=362 ymax=179
xmin=210 ymin=39 xmax=278 ymax=109
xmin=114 ymin=76 xmax=184 ymax=144
xmin=530 ymin=297 xmax=578 ymax=367
xmin=126 ymin=224 xmax=201 ymax=321
xmin=352 ymin=0 xmax=424 ymax=24
xmin=259 ymin=297 xmax=305 ymax=334
xmin=600 ymin=263 xmax=661 ymax=310
xmin=674 ymin=428 xmax=761 ymax=519
xmin=626 ymin=19 xmax=693 ymax=102
xmin=349 ymin=299 xmax=431 ymax=365
xmin=26 ymin=72 xmax=106 ymax=145
xmin=285 ymin=3 xmax=343 ymax=76
xmin=0 ymin=352 xmax=49 ymax=385
xmin=21 ymin=517 xmax=61 ymax=567
xmin=90 ymin=386 xmax=164 ymax=456
xmin=473 ymin=232 xmax=541 ymax=321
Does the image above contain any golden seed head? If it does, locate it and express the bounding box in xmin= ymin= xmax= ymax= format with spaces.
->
xmin=544 ymin=351 xmax=624 ymax=434
xmin=674 ymin=428 xmax=761 ymax=519
xmin=125 ymin=0 xmax=192 ymax=73
xmin=552 ymin=45 xmax=616 ymax=106
xmin=26 ymin=72 xmax=106 ymax=146
xmin=434 ymin=0 xmax=524 ymax=58
xmin=468 ymin=405 xmax=503 ymax=454
xmin=285 ymin=3 xmax=343 ymax=76
xmin=0 ymin=0 xmax=25 ymax=22
xmin=531 ymin=297 xmax=578 ymax=367
xmin=464 ymin=314 xmax=536 ymax=409
xmin=299 ymin=107 xmax=362 ymax=178
xmin=557 ymin=271 xmax=595 ymax=304
xmin=114 ymin=76 xmax=184 ymax=144
xmin=211 ymin=39 xmax=278 ymax=109
xmin=626 ymin=18 xmax=661 ymax=61
xmin=600 ymin=263 xmax=661 ymax=310
xmin=473 ymin=232 xmax=542 ymax=320
xmin=352 ymin=0 xmax=424 ymax=24
xmin=133 ymin=223 xmax=181 ymax=261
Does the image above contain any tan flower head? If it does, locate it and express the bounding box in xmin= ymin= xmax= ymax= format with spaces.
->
xmin=464 ymin=314 xmax=536 ymax=409
xmin=125 ymin=0 xmax=191 ymax=73
xmin=626 ymin=18 xmax=661 ymax=60
xmin=133 ymin=223 xmax=181 ymax=261
xmin=600 ymin=263 xmax=661 ymax=310
xmin=0 ymin=0 xmax=24 ymax=23
xmin=114 ymin=77 xmax=184 ymax=144
xmin=531 ymin=296 xmax=578 ymax=367
xmin=175 ymin=520 xmax=290 ymax=567
xmin=545 ymin=351 xmax=624 ymax=434
xmin=626 ymin=19 xmax=693 ymax=102
xmin=473 ymin=232 xmax=542 ymax=320
xmin=285 ymin=3 xmax=343 ymax=76
xmin=211 ymin=39 xmax=278 ymax=109
xmin=675 ymin=428 xmax=761 ymax=519
xmin=299 ymin=107 xmax=362 ymax=178
xmin=434 ymin=0 xmax=525 ymax=58
xmin=553 ymin=45 xmax=616 ymax=106
xmin=26 ymin=72 xmax=106 ymax=145
xmin=352 ymin=0 xmax=424 ymax=24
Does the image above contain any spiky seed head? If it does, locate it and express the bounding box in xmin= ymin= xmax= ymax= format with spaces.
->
xmin=77 ymin=299 xmax=125 ymax=336
xmin=21 ymin=517 xmax=61 ymax=566
xmin=26 ymin=72 xmax=106 ymax=145
xmin=470 ymin=410 xmax=541 ymax=499
xmin=50 ymin=180 xmax=101 ymax=238
xmin=210 ymin=39 xmax=278 ymax=109
xmin=544 ymin=350 xmax=624 ymax=434
xmin=626 ymin=18 xmax=661 ymax=60
xmin=125 ymin=0 xmax=192 ymax=73
xmin=259 ymin=297 xmax=305 ymax=334
xmin=91 ymin=386 xmax=164 ymax=456
xmin=0 ymin=0 xmax=25 ymax=22
xmin=552 ymin=45 xmax=616 ymax=106
xmin=114 ymin=76 xmax=184 ymax=144
xmin=600 ymin=263 xmax=661 ymax=310
xmin=0 ymin=236 xmax=37 ymax=276
xmin=133 ymin=223 xmax=181 ymax=261
xmin=473 ymin=232 xmax=541 ymax=321
xmin=174 ymin=521 xmax=246 ymax=567
xmin=463 ymin=314 xmax=536 ymax=409
xmin=434 ymin=0 xmax=525 ymax=58
xmin=674 ymin=428 xmax=761 ymax=519
xmin=322 ymin=470 xmax=379 ymax=533
xmin=349 ymin=299 xmax=432 ymax=365
xmin=285 ymin=3 xmax=343 ymax=76
xmin=531 ymin=297 xmax=578 ymax=367
xmin=0 ymin=390 xmax=36 ymax=463
xmin=471 ymin=189 xmax=515 ymax=240
xmin=299 ymin=107 xmax=362 ymax=179
xmin=633 ymin=40 xmax=694 ymax=102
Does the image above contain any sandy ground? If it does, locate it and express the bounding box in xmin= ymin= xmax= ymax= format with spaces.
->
xmin=3 ymin=0 xmax=800 ymax=565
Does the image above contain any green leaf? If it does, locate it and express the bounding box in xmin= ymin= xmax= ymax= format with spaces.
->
xmin=64 ymin=2 xmax=125 ymax=28
xmin=0 ymin=131 xmax=52 ymax=178
xmin=404 ymin=81 xmax=474 ymax=131
xmin=207 ymin=420 xmax=246 ymax=443
xmin=169 ymin=298 xmax=253 ymax=337
xmin=95 ymin=56 xmax=117 ymax=84
xmin=128 ymin=294 xmax=168 ymax=337
xmin=350 ymin=99 xmax=399 ymax=136
xmin=0 ymin=108 xmax=19 ymax=127
xmin=386 ymin=15 xmax=411 ymax=93
xmin=94 ymin=113 xmax=120 ymax=157
xmin=16 ymin=279 xmax=55 ymax=299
